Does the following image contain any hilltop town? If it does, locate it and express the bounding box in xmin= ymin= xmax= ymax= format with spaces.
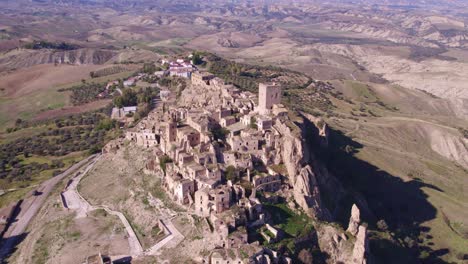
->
xmin=95 ymin=61 xmax=370 ymax=263
xmin=1 ymin=0 xmax=468 ymax=262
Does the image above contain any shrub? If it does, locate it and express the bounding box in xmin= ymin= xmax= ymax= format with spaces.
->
xmin=377 ymin=219 xmax=389 ymax=231
xmin=225 ymin=165 xmax=238 ymax=183
xmin=192 ymin=52 xmax=203 ymax=65
xmin=159 ymin=155 xmax=173 ymax=174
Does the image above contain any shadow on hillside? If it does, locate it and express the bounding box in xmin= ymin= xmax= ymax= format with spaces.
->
xmin=302 ymin=117 xmax=449 ymax=264
xmin=0 ymin=232 xmax=28 ymax=263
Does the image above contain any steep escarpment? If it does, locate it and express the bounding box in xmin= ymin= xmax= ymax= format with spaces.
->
xmin=0 ymin=48 xmax=117 ymax=71
xmin=275 ymin=115 xmax=329 ymax=220
xmin=275 ymin=112 xmax=372 ymax=263
xmin=275 ymin=112 xmax=348 ymax=221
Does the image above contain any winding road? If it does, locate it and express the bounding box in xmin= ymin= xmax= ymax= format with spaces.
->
xmin=60 ymin=154 xmax=184 ymax=259
xmin=61 ymin=157 xmax=144 ymax=256
xmin=0 ymin=155 xmax=99 ymax=260
xmin=0 ymin=150 xmax=184 ymax=261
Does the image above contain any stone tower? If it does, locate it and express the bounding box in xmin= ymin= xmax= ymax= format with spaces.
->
xmin=166 ymin=115 xmax=177 ymax=143
xmin=258 ymin=82 xmax=282 ymax=115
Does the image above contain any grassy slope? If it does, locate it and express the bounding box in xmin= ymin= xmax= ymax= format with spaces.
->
xmin=324 ymin=80 xmax=468 ymax=263
xmin=0 ymin=66 xmax=136 ymax=129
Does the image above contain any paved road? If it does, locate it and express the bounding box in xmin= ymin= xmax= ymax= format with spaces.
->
xmin=0 ymin=155 xmax=98 ymax=259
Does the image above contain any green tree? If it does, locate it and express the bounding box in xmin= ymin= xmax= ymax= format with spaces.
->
xmin=250 ymin=116 xmax=258 ymax=129
xmin=142 ymin=63 xmax=157 ymax=74
xmin=225 ymin=165 xmax=238 ymax=183
xmin=15 ymin=118 xmax=23 ymax=127
xmin=159 ymin=155 xmax=173 ymax=175
xmin=113 ymin=89 xmax=138 ymax=108
xmin=95 ymin=118 xmax=115 ymax=131
xmin=211 ymin=126 xmax=229 ymax=141
xmin=192 ymin=53 xmax=203 ymax=65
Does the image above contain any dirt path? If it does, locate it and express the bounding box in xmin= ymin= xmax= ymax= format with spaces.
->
xmin=145 ymin=218 xmax=184 ymax=255
xmin=379 ymin=116 xmax=460 ymax=132
xmin=345 ymin=123 xmax=360 ymax=137
xmin=61 ymin=155 xmax=184 ymax=259
xmin=61 ymin=157 xmax=144 ymax=257
xmin=144 ymin=194 xmax=184 ymax=256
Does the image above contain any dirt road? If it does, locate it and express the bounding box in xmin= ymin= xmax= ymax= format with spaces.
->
xmin=0 ymin=155 xmax=99 ymax=260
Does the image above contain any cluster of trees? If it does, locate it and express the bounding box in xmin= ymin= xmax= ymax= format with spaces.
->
xmin=141 ymin=63 xmax=162 ymax=74
xmin=113 ymin=86 xmax=159 ymax=122
xmin=141 ymin=75 xmax=159 ymax=84
xmin=205 ymin=53 xmax=311 ymax=92
xmin=158 ymin=76 xmax=187 ymax=98
xmin=6 ymin=108 xmax=113 ymax=133
xmin=157 ymin=76 xmax=186 ymax=89
xmin=137 ymin=87 xmax=159 ymax=105
xmin=0 ymin=156 xmax=66 ymax=183
xmin=1 ymin=110 xmax=118 ymax=184
xmin=210 ymin=125 xmax=229 ymax=141
xmin=90 ymin=66 xmax=129 ymax=78
xmin=23 ymin=41 xmax=78 ymax=50
xmin=191 ymin=52 xmax=204 ymax=65
xmin=159 ymin=155 xmax=173 ymax=175
xmin=59 ymin=82 xmax=108 ymax=105
xmin=224 ymin=165 xmax=239 ymax=183
xmin=2 ymin=126 xmax=108 ymax=158
xmin=113 ymin=89 xmax=138 ymax=108
xmin=53 ymin=110 xmax=114 ymax=128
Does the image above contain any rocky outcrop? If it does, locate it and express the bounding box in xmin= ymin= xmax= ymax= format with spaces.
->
xmin=275 ymin=111 xmax=354 ymax=223
xmin=316 ymin=204 xmax=371 ymax=264
xmin=217 ymin=38 xmax=240 ymax=48
xmin=275 ymin=116 xmax=331 ymax=220
xmin=347 ymin=204 xmax=361 ymax=236
xmin=347 ymin=204 xmax=371 ymax=264
xmin=293 ymin=165 xmax=324 ymax=219
xmin=316 ymin=225 xmax=352 ymax=264
xmin=352 ymin=225 xmax=369 ymax=264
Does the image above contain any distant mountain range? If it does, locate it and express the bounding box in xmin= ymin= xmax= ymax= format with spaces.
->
xmin=7 ymin=0 xmax=466 ymax=9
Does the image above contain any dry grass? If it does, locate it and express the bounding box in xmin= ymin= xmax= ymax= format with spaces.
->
xmin=28 ymin=209 xmax=128 ymax=264
xmin=325 ymin=78 xmax=468 ymax=262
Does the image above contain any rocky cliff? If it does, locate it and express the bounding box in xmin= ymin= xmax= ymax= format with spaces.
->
xmin=274 ymin=115 xmax=330 ymax=220
xmin=275 ymin=112 xmax=344 ymax=221
xmin=275 ymin=113 xmax=371 ymax=263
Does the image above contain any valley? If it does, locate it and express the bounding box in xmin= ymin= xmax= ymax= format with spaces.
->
xmin=0 ymin=0 xmax=467 ymax=263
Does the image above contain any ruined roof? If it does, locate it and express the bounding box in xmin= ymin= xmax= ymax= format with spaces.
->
xmin=226 ymin=122 xmax=247 ymax=133
xmin=222 ymin=116 xmax=236 ymax=122
xmin=177 ymin=125 xmax=199 ymax=135
xmin=186 ymin=162 xmax=206 ymax=172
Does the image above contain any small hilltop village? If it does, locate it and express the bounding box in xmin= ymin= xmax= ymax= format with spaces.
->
xmin=99 ymin=58 xmax=370 ymax=263
xmin=119 ymin=71 xmax=295 ymax=263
